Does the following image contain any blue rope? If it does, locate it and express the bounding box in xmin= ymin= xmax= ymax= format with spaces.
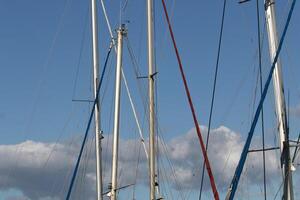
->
xmin=226 ymin=0 xmax=297 ymax=199
xmin=65 ymin=46 xmax=112 ymax=200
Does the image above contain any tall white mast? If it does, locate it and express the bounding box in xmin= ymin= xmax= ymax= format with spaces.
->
xmin=264 ymin=0 xmax=294 ymax=199
xmin=91 ymin=0 xmax=103 ymax=199
xmin=99 ymin=0 xmax=149 ymax=160
xmin=147 ymin=0 xmax=157 ymax=199
xmin=110 ymin=25 xmax=126 ymax=200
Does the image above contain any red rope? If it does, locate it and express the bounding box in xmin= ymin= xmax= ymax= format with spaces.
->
xmin=161 ymin=1 xmax=219 ymax=199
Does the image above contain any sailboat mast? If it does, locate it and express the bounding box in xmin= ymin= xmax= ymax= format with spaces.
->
xmin=264 ymin=0 xmax=294 ymax=199
xmin=110 ymin=24 xmax=126 ymax=200
xmin=91 ymin=0 xmax=103 ymax=199
xmin=147 ymin=0 xmax=157 ymax=199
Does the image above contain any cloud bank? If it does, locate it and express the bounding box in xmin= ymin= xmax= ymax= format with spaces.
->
xmin=0 ymin=126 xmax=294 ymax=200
xmin=165 ymin=126 xmax=280 ymax=192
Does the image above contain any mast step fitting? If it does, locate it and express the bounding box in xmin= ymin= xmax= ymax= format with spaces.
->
xmin=72 ymin=99 xmax=94 ymax=103
xmin=238 ymin=0 xmax=251 ymax=4
xmin=248 ymin=146 xmax=279 ymax=153
xmin=280 ymin=141 xmax=289 ymax=167
xmin=99 ymin=130 xmax=104 ymax=139
xmin=107 ymin=183 xmax=112 ymax=190
xmin=150 ymin=72 xmax=158 ymax=80
xmin=115 ymin=24 xmax=127 ymax=36
xmin=264 ymin=0 xmax=275 ymax=10
xmin=137 ymin=72 xmax=158 ymax=80
xmin=289 ymin=139 xmax=300 ymax=144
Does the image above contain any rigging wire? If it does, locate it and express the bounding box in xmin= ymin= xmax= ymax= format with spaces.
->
xmin=100 ymin=2 xmax=194 ymax=197
xmin=38 ymin=5 xmax=90 ymax=187
xmin=125 ymin=37 xmax=148 ymax=113
xmin=220 ymin=15 xmax=267 ymax=126
xmin=99 ymin=2 xmax=166 ymax=196
xmin=132 ymin=142 xmax=142 ymax=199
xmin=158 ymin=132 xmax=186 ymax=199
xmin=128 ymin=35 xmax=193 ymax=199
xmin=153 ymin=0 xmax=161 ymax=195
xmin=65 ymin=44 xmax=113 ymax=200
xmin=102 ymin=76 xmax=115 ymax=180
xmin=198 ymin=0 xmax=227 ymax=199
xmin=161 ymin=0 xmax=220 ymax=199
xmin=80 ymin=127 xmax=96 ymax=198
xmin=250 ymin=61 xmax=261 ymax=125
xmin=72 ymin=5 xmax=90 ymax=100
xmin=225 ymin=0 xmax=297 ymax=198
xmin=156 ymin=144 xmax=176 ymax=200
xmin=74 ymin=134 xmax=91 ymax=198
xmin=158 ymin=0 xmax=176 ymax=61
xmin=98 ymin=47 xmax=115 ymax=188
xmin=58 ymin=135 xmax=83 ymax=197
xmin=271 ymin=169 xmax=291 ymax=200
xmin=122 ymin=0 xmax=129 ymax=11
xmin=99 ymin=0 xmax=149 ymax=161
xmin=5 ymin=0 xmax=73 ymax=185
xmin=292 ymin=132 xmax=300 ymax=163
xmin=256 ymin=0 xmax=267 ymax=199
xmin=126 ymin=36 xmax=186 ymax=199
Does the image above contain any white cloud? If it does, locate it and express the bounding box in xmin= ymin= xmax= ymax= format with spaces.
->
xmin=0 ymin=140 xmax=87 ymax=200
xmin=0 ymin=126 xmax=294 ymax=199
xmin=165 ymin=126 xmax=280 ymax=191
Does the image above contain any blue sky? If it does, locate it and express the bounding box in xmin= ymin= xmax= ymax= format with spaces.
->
xmin=0 ymin=0 xmax=300 ymax=199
